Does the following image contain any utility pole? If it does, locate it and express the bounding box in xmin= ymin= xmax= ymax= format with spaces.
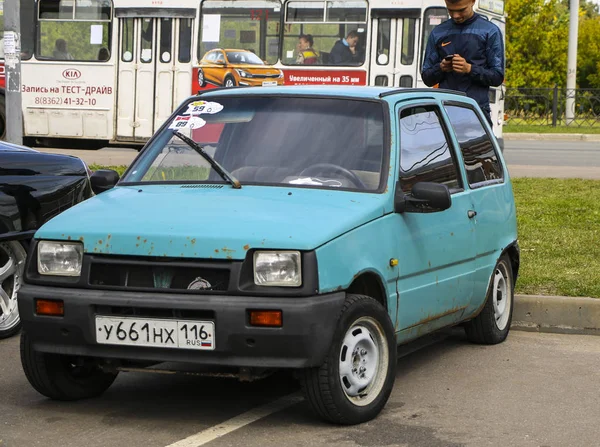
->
xmin=4 ymin=0 xmax=23 ymax=144
xmin=565 ymin=0 xmax=579 ymax=125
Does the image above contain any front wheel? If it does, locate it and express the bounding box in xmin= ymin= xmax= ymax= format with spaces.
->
xmin=0 ymin=241 xmax=27 ymax=339
xmin=298 ymin=294 xmax=397 ymax=425
xmin=464 ymin=254 xmax=514 ymax=344
xmin=20 ymin=331 xmax=118 ymax=400
xmin=224 ymin=75 xmax=236 ymax=88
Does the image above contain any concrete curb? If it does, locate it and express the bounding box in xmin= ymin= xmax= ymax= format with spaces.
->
xmin=512 ymin=295 xmax=600 ymax=336
xmin=504 ymin=133 xmax=600 ymax=142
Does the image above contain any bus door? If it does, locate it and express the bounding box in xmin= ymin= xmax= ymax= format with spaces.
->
xmin=116 ymin=13 xmax=194 ymax=141
xmin=369 ymin=11 xmax=419 ymax=88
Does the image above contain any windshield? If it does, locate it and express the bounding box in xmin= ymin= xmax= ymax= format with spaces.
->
xmin=122 ymin=96 xmax=386 ymax=192
xmin=226 ymin=51 xmax=264 ymax=65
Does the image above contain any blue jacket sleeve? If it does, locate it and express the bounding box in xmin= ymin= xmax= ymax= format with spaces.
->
xmin=421 ymin=33 xmax=444 ymax=87
xmin=469 ymin=27 xmax=505 ymax=87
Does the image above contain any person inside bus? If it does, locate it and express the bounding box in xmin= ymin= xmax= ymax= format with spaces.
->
xmin=296 ymin=34 xmax=319 ymax=65
xmin=98 ymin=47 xmax=110 ymax=61
xmin=53 ymin=39 xmax=74 ymax=60
xmin=421 ymin=0 xmax=504 ymax=127
xmin=329 ymin=30 xmax=363 ymax=65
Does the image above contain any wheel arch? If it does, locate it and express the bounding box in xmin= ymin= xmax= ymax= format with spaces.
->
xmin=346 ymin=271 xmax=388 ymax=312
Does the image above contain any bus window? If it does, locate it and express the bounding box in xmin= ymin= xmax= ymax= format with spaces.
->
xmin=121 ymin=17 xmax=134 ymax=62
xmin=376 ymin=18 xmax=390 ymax=65
xmin=0 ymin=0 xmax=36 ymax=60
xmin=140 ymin=18 xmax=153 ymax=63
xmin=282 ymin=0 xmax=367 ymax=66
xmin=420 ymin=7 xmax=448 ymax=69
xmin=400 ymin=18 xmax=416 ymax=65
xmin=178 ymin=18 xmax=193 ymax=63
xmin=160 ymin=18 xmax=173 ymax=63
xmin=199 ymin=0 xmax=281 ymax=65
xmin=37 ymin=0 xmax=112 ymax=62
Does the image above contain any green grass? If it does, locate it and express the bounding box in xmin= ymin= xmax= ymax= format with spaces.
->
xmin=505 ymin=124 xmax=600 ymax=134
xmin=512 ymin=178 xmax=600 ymax=298
xmin=89 ymin=165 xmax=600 ymax=298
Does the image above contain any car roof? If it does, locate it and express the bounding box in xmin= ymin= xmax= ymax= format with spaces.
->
xmin=198 ymin=85 xmax=469 ymax=101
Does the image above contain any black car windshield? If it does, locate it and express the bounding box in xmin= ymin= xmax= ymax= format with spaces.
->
xmin=226 ymin=51 xmax=264 ymax=65
xmin=122 ymin=96 xmax=386 ymax=192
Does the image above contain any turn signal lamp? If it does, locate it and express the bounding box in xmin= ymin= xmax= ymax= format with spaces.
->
xmin=36 ymin=299 xmax=64 ymax=316
xmin=249 ymin=310 xmax=282 ymax=327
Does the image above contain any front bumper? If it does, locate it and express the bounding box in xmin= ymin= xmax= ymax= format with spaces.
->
xmin=18 ymin=284 xmax=345 ymax=369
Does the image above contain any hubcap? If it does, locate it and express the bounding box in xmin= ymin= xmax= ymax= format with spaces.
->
xmin=492 ymin=264 xmax=511 ymax=330
xmin=225 ymin=79 xmax=234 ymax=87
xmin=339 ymin=316 xmax=389 ymax=407
xmin=198 ymin=69 xmax=204 ymax=85
xmin=0 ymin=242 xmax=25 ymax=332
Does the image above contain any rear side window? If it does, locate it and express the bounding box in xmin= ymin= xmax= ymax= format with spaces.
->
xmin=444 ymin=105 xmax=503 ymax=186
xmin=398 ymin=105 xmax=461 ymax=193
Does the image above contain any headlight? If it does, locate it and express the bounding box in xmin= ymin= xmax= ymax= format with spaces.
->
xmin=37 ymin=241 xmax=83 ymax=276
xmin=254 ymin=251 xmax=302 ymax=287
xmin=235 ymin=69 xmax=252 ymax=78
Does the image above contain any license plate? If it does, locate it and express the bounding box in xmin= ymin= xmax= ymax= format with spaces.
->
xmin=95 ymin=316 xmax=215 ymax=350
xmin=262 ymin=81 xmax=277 ymax=86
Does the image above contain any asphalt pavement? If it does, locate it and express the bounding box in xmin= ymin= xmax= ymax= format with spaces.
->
xmin=1 ymin=329 xmax=599 ymax=447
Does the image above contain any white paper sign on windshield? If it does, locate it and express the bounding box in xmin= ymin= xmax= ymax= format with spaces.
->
xmin=184 ymin=101 xmax=224 ymax=115
xmin=169 ymin=115 xmax=207 ymax=130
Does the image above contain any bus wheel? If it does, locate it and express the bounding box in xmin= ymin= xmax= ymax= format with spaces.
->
xmin=224 ymin=76 xmax=236 ymax=88
xmin=0 ymin=95 xmax=6 ymax=140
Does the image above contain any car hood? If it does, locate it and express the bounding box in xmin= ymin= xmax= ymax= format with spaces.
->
xmin=230 ymin=64 xmax=281 ymax=74
xmin=36 ymin=185 xmax=390 ymax=260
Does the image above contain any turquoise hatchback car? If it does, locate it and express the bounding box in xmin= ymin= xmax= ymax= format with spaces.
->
xmin=18 ymin=86 xmax=519 ymax=425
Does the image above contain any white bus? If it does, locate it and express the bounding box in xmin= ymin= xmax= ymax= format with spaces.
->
xmin=0 ymin=0 xmax=505 ymax=146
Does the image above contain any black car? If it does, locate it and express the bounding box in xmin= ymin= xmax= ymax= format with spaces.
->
xmin=0 ymin=142 xmax=93 ymax=339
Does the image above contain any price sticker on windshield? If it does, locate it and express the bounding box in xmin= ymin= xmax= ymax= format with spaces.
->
xmin=169 ymin=115 xmax=206 ymax=130
xmin=184 ymin=101 xmax=224 ymax=116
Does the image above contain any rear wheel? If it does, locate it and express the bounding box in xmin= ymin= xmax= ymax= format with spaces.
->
xmin=464 ymin=254 xmax=514 ymax=344
xmin=298 ymin=294 xmax=397 ymax=425
xmin=0 ymin=241 xmax=26 ymax=339
xmin=20 ymin=331 xmax=118 ymax=400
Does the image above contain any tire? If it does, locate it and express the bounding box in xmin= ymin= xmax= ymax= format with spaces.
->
xmin=224 ymin=75 xmax=236 ymax=88
xmin=464 ymin=254 xmax=514 ymax=344
xmin=20 ymin=331 xmax=118 ymax=400
xmin=298 ymin=294 xmax=397 ymax=425
xmin=0 ymin=241 xmax=27 ymax=339
xmin=197 ymin=68 xmax=206 ymax=88
xmin=0 ymin=94 xmax=6 ymax=140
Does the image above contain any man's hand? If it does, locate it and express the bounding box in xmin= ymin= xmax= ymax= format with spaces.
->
xmin=440 ymin=58 xmax=453 ymax=72
xmin=452 ymin=54 xmax=472 ymax=74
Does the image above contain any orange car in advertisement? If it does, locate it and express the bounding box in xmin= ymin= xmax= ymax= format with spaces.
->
xmin=197 ymin=49 xmax=284 ymax=88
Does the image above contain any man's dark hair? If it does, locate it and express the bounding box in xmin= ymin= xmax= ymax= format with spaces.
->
xmin=300 ymin=34 xmax=314 ymax=47
xmin=346 ymin=30 xmax=359 ymax=39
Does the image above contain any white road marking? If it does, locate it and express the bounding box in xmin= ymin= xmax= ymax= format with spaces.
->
xmin=165 ymin=392 xmax=303 ymax=447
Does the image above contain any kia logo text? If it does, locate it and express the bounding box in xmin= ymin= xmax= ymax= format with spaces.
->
xmin=62 ymin=69 xmax=81 ymax=80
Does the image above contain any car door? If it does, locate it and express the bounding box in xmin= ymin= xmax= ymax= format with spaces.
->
xmin=392 ymin=102 xmax=477 ymax=334
xmin=442 ymin=103 xmax=517 ymax=307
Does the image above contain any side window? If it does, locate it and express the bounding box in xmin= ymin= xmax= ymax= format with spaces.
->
xmin=215 ymin=52 xmax=225 ymax=63
xmin=399 ymin=105 xmax=461 ymax=193
xmin=444 ymin=105 xmax=504 ymax=186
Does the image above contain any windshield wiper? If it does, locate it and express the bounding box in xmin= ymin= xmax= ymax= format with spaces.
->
xmin=173 ymin=130 xmax=241 ymax=189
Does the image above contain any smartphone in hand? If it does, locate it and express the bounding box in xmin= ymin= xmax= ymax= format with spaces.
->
xmin=443 ymin=54 xmax=455 ymax=62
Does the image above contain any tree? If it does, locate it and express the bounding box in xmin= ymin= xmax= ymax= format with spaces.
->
xmin=506 ymin=0 xmax=600 ymax=88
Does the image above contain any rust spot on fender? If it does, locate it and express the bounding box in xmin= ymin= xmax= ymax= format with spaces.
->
xmin=243 ymin=244 xmax=250 ymax=251
xmin=143 ymin=239 xmax=147 ymax=244
xmin=67 ymin=236 xmax=72 ymax=240
xmin=191 ymin=239 xmax=196 ymax=244
xmin=98 ymin=240 xmax=103 ymax=245
xmin=215 ymin=249 xmax=220 ymax=253
xmin=79 ymin=237 xmax=84 ymax=242
xmin=411 ymin=306 xmax=467 ymax=327
xmin=137 ymin=236 xmax=141 ymax=240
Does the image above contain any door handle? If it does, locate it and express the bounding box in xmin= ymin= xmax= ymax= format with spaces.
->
xmin=468 ymin=210 xmax=477 ymax=219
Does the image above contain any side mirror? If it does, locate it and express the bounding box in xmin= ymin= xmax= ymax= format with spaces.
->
xmin=90 ymin=169 xmax=120 ymax=194
xmin=394 ymin=182 xmax=451 ymax=213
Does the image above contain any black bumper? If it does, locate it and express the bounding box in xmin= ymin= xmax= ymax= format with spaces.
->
xmin=18 ymin=284 xmax=346 ymax=369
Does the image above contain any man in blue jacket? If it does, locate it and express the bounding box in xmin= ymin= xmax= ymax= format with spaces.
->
xmin=421 ymin=0 xmax=504 ymax=127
